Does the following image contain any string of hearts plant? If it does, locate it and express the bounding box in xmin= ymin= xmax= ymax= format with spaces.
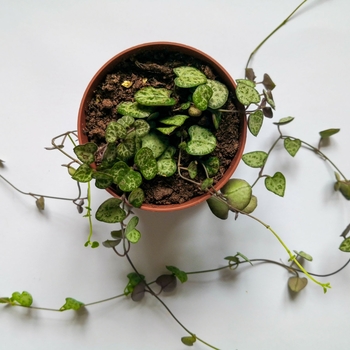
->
xmin=1 ymin=1 xmax=350 ymax=349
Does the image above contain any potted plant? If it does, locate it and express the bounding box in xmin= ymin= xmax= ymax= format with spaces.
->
xmin=1 ymin=1 xmax=350 ymax=349
xmin=77 ymin=41 xmax=247 ymax=212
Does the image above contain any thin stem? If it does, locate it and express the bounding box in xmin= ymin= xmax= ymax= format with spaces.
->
xmin=0 ymin=174 xmax=82 ymax=202
xmin=84 ymin=181 xmax=94 ymax=243
xmin=283 ymin=136 xmax=348 ymax=181
xmin=251 ymin=134 xmax=282 ymax=188
xmin=246 ymin=0 xmax=308 ymax=69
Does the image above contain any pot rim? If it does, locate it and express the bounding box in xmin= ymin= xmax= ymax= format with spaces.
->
xmin=78 ymin=41 xmax=247 ymax=212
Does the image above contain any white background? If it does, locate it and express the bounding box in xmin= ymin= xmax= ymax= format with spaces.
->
xmin=1 ymin=1 xmax=350 ymax=349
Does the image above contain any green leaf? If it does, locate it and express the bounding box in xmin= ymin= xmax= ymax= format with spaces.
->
xmin=105 ymin=121 xmax=127 ymax=143
xmin=288 ymin=277 xmax=308 ymax=293
xmin=273 ymin=116 xmax=294 ymax=125
xmin=126 ymin=229 xmax=141 ymax=243
xmin=265 ymin=172 xmax=286 ymax=197
xmin=284 ymin=138 xmax=301 ymax=157
xmin=126 ymin=216 xmax=139 ymax=233
xmin=128 ymin=188 xmax=145 ymax=208
xmin=187 ymin=161 xmax=198 ymax=179
xmin=193 ymin=84 xmax=213 ymax=111
xmin=159 ymin=115 xmax=189 ymax=126
xmin=134 ymin=148 xmax=158 ymax=180
xmin=235 ymin=81 xmax=260 ymax=105
xmin=117 ymin=101 xmax=153 ymax=118
xmin=116 ymin=139 xmax=136 ymax=162
xmin=202 ymin=156 xmax=220 ymax=177
xmin=158 ymin=146 xmax=176 ymax=160
xmin=221 ymin=178 xmax=252 ymax=210
xmin=95 ymin=198 xmax=126 ymax=223
xmin=248 ymin=110 xmax=264 ymax=136
xmin=293 ymin=250 xmax=313 ymax=261
xmin=206 ymin=196 xmax=229 ymax=220
xmin=74 ymin=143 xmax=98 ymax=164
xmin=124 ymin=273 xmax=145 ymax=296
xmin=59 ymin=297 xmax=84 ymax=311
xmin=141 ymin=132 xmax=169 ymax=158
xmin=186 ymin=125 xmax=216 ymax=156
xmin=181 ymin=335 xmax=197 ymax=346
xmin=319 ymin=128 xmax=340 ymax=138
xmin=201 ymin=177 xmax=213 ymax=190
xmin=173 ymin=66 xmax=207 ymax=88
xmin=117 ymin=115 xmax=135 ymax=128
xmin=236 ymin=79 xmax=256 ymax=87
xmin=207 ymin=80 xmax=229 ymax=109
xmin=337 ymin=181 xmax=350 ymax=200
xmin=71 ymin=163 xmax=93 ymax=182
xmin=134 ymin=119 xmax=150 ymax=138
xmin=156 ymin=126 xmax=178 ymax=135
xmin=236 ymin=252 xmax=253 ymax=265
xmin=110 ymin=161 xmax=130 ymax=184
xmin=135 ymin=87 xmax=176 ymax=106
xmin=181 ymin=101 xmax=191 ymax=110
xmin=212 ymin=110 xmax=222 ymax=129
xmin=101 ymin=143 xmax=118 ymax=166
xmin=166 ymin=266 xmax=188 ymax=283
xmin=11 ymin=291 xmax=33 ymax=307
xmin=242 ymin=151 xmax=268 ymax=168
xmin=339 ymin=237 xmax=350 ymax=252
xmin=118 ymin=169 xmax=143 ymax=192
xmin=157 ymin=158 xmax=177 ymax=177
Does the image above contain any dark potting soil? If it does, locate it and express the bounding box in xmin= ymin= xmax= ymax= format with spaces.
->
xmin=83 ymin=49 xmax=241 ymax=205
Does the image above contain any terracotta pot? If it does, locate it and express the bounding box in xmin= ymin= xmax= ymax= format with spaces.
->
xmin=78 ymin=42 xmax=247 ymax=212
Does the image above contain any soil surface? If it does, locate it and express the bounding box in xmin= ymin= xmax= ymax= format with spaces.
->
xmin=83 ymin=49 xmax=241 ymax=205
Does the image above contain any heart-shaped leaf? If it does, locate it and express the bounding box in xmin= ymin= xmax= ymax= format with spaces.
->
xmin=288 ymin=277 xmax=308 ymax=293
xmin=105 ymin=121 xmax=127 ymax=143
xmin=135 ymin=87 xmax=176 ymax=106
xmin=95 ymin=198 xmax=126 ymax=223
xmin=156 ymin=126 xmax=178 ymax=135
xmin=207 ymin=80 xmax=229 ymax=109
xmin=126 ymin=228 xmax=141 ymax=243
xmin=117 ymin=101 xmax=153 ymax=118
xmin=284 ymin=138 xmax=301 ymax=157
xmin=265 ymin=172 xmax=286 ymax=197
xmin=193 ymin=84 xmax=213 ymax=111
xmin=134 ymin=148 xmax=158 ymax=180
xmin=74 ymin=143 xmax=98 ymax=164
xmin=118 ymin=169 xmax=142 ymax=192
xmin=236 ymin=81 xmax=260 ymax=106
xmin=59 ymin=297 xmax=84 ymax=311
xmin=187 ymin=161 xmax=198 ymax=179
xmin=242 ymin=151 xmax=268 ymax=168
xmin=186 ymin=125 xmax=216 ymax=156
xmin=155 ymin=274 xmax=177 ymax=292
xmin=71 ymin=164 xmax=93 ymax=183
xmin=11 ymin=291 xmax=33 ymax=307
xmin=128 ymin=188 xmax=145 ymax=208
xmin=173 ymin=66 xmax=207 ymax=88
xmin=134 ymin=119 xmax=150 ymax=138
xmin=248 ymin=110 xmax=264 ymax=136
xmin=202 ymin=156 xmax=220 ymax=177
xmin=157 ymin=158 xmax=177 ymax=177
xmin=141 ymin=132 xmax=169 ymax=158
xmin=117 ymin=115 xmax=135 ymax=128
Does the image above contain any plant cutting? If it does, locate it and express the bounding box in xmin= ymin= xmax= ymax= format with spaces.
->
xmin=1 ymin=1 xmax=350 ymax=349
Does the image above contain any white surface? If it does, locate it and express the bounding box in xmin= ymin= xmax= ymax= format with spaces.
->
xmin=1 ymin=1 xmax=350 ymax=349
